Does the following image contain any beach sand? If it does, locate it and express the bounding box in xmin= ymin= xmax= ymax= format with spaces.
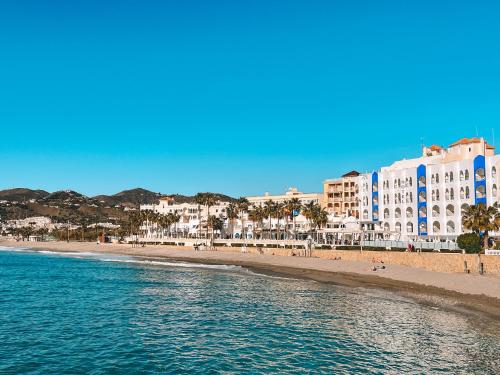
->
xmin=2 ymin=240 xmax=500 ymax=322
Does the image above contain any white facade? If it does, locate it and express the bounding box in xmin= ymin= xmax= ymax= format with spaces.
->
xmin=359 ymin=138 xmax=500 ymax=241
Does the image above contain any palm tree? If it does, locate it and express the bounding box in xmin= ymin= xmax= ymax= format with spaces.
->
xmin=301 ymin=201 xmax=317 ymax=240
xmin=207 ymin=215 xmax=224 ymax=241
xmin=273 ymin=202 xmax=285 ymax=240
xmin=462 ymin=203 xmax=499 ymax=249
xmin=247 ymin=206 xmax=261 ymax=239
xmin=194 ymin=193 xmax=205 ymax=239
xmin=312 ymin=207 xmax=329 ymax=243
xmin=263 ymin=200 xmax=276 ymax=239
xmin=226 ymin=203 xmax=239 ymax=239
xmin=286 ymin=198 xmax=302 ymax=240
xmin=236 ymin=197 xmax=250 ymax=240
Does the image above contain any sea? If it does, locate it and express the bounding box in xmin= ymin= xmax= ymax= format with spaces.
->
xmin=0 ymin=246 xmax=499 ymax=374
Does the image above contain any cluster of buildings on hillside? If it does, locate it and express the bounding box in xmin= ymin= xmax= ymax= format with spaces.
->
xmin=140 ymin=137 xmax=500 ymax=245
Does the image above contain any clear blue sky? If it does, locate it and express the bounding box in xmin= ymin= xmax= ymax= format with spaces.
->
xmin=1 ymin=0 xmax=499 ymax=197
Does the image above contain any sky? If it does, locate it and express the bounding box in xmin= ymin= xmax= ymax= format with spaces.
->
xmin=1 ymin=0 xmax=499 ymax=197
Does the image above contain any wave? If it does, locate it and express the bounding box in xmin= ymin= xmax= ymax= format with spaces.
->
xmin=1 ymin=245 xmax=301 ymax=280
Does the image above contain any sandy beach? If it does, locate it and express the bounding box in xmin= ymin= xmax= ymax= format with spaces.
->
xmin=2 ymin=240 xmax=500 ymax=321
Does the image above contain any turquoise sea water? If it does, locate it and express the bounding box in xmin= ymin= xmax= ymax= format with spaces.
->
xmin=0 ymin=247 xmax=499 ymax=374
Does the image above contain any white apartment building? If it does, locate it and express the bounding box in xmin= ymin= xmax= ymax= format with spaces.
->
xmin=359 ymin=137 xmax=499 ymax=242
xmin=140 ymin=197 xmax=230 ymax=237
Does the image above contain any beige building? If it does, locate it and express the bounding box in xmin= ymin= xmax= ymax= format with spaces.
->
xmin=323 ymin=171 xmax=360 ymax=218
xmin=246 ymin=187 xmax=321 ymax=207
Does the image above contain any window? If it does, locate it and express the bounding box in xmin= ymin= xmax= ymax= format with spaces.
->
xmin=407 ymin=222 xmax=414 ymax=233
xmin=493 ymin=184 xmax=498 ymax=198
xmin=384 ymin=208 xmax=390 ymax=219
xmin=409 ymin=177 xmax=413 ymax=186
xmin=431 ymin=174 xmax=436 ymax=184
xmin=419 ymin=221 xmax=427 ymax=233
xmin=460 ymin=187 xmax=465 ymax=199
xmin=445 ymin=188 xmax=450 ymax=201
xmin=493 ymin=167 xmax=497 ymax=179
xmin=445 ymin=173 xmax=449 ymax=183
xmin=363 ymin=210 xmax=368 ymax=220
xmin=395 ymin=222 xmax=402 ymax=232
xmin=447 ymin=220 xmax=455 ymax=233
xmin=395 ymin=207 xmax=402 ymax=218
xmin=465 ymin=186 xmax=470 ymax=199
xmin=432 ymin=205 xmax=440 ymax=217
xmin=436 ymin=174 xmax=440 ymax=183
xmin=476 ymin=168 xmax=485 ymax=181
xmin=450 ymin=188 xmax=454 ymax=200
xmin=406 ymin=207 xmax=413 ymax=218
xmin=436 ymin=190 xmax=440 ymax=201
xmin=419 ymin=206 xmax=427 ymax=218
xmin=460 ymin=171 xmax=464 ymax=181
xmin=432 ymin=190 xmax=436 ymax=201
xmin=433 ymin=221 xmax=441 ymax=232
xmin=446 ymin=204 xmax=454 ymax=216
xmin=464 ymin=170 xmax=469 ymax=181
xmin=450 ymin=171 xmax=454 ymax=182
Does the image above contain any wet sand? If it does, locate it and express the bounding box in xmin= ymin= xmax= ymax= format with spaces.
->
xmin=2 ymin=240 xmax=500 ymax=322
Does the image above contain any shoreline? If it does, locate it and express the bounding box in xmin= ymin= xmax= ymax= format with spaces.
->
xmin=2 ymin=240 xmax=500 ymax=322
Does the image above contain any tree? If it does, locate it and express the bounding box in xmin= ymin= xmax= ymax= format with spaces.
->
xmin=194 ymin=193 xmax=205 ymax=238
xmin=207 ymin=215 xmax=224 ymax=240
xmin=263 ymin=200 xmax=276 ymax=239
xmin=285 ymin=198 xmax=302 ymax=240
xmin=194 ymin=193 xmax=218 ymax=240
xmin=236 ymin=197 xmax=250 ymax=240
xmin=247 ymin=206 xmax=263 ymax=239
xmin=273 ymin=202 xmax=285 ymax=240
xmin=462 ymin=203 xmax=499 ymax=250
xmin=457 ymin=233 xmax=482 ymax=254
xmin=226 ymin=203 xmax=239 ymax=239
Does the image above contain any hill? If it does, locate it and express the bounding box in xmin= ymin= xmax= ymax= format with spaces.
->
xmin=93 ymin=188 xmax=162 ymax=207
xmin=0 ymin=188 xmax=49 ymax=202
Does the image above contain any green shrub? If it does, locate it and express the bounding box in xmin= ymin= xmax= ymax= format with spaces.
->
xmin=457 ymin=233 xmax=481 ymax=254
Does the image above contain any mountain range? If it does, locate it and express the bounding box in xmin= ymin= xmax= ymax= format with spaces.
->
xmin=0 ymin=188 xmax=236 ymax=223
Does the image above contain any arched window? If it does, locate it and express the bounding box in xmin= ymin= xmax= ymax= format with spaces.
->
xmin=395 ymin=222 xmax=402 ymax=232
xmin=493 ymin=167 xmax=497 ymax=179
xmin=431 ymin=174 xmax=436 ymax=184
xmin=465 ymin=186 xmax=470 ymax=199
xmin=450 ymin=188 xmax=454 ymax=200
xmin=476 ymin=168 xmax=485 ymax=181
xmin=419 ymin=206 xmax=427 ymax=218
xmin=419 ymin=191 xmax=426 ymax=203
xmin=363 ymin=210 xmax=368 ymax=220
xmin=436 ymin=190 xmax=440 ymax=201
xmin=395 ymin=207 xmax=402 ymax=218
xmin=476 ymin=185 xmax=486 ymax=199
xmin=460 ymin=187 xmax=465 ymax=199
xmin=419 ymin=221 xmax=427 ymax=233
xmin=384 ymin=208 xmax=390 ymax=219
xmin=433 ymin=221 xmax=441 ymax=232
xmin=407 ymin=222 xmax=414 ymax=233
xmin=373 ymin=208 xmax=379 ymax=220
xmin=432 ymin=205 xmax=440 ymax=217
xmin=449 ymin=171 xmax=454 ymax=182
xmin=419 ymin=175 xmax=426 ymax=188
xmin=445 ymin=173 xmax=449 ymax=183
xmin=464 ymin=170 xmax=469 ymax=181
xmin=445 ymin=188 xmax=450 ymax=201
xmin=406 ymin=207 xmax=413 ymax=218
xmin=446 ymin=204 xmax=454 ymax=216
xmin=409 ymin=177 xmax=413 ymax=186
xmin=383 ymin=222 xmax=390 ymax=231
xmin=460 ymin=170 xmax=464 ymax=181
xmin=436 ymin=173 xmax=440 ymax=183
xmin=493 ymin=184 xmax=498 ymax=198
xmin=432 ymin=190 xmax=436 ymax=201
xmin=446 ymin=220 xmax=455 ymax=233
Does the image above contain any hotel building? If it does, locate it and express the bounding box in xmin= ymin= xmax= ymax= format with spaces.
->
xmin=322 ymin=171 xmax=360 ymax=218
xmin=359 ymin=137 xmax=499 ymax=242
